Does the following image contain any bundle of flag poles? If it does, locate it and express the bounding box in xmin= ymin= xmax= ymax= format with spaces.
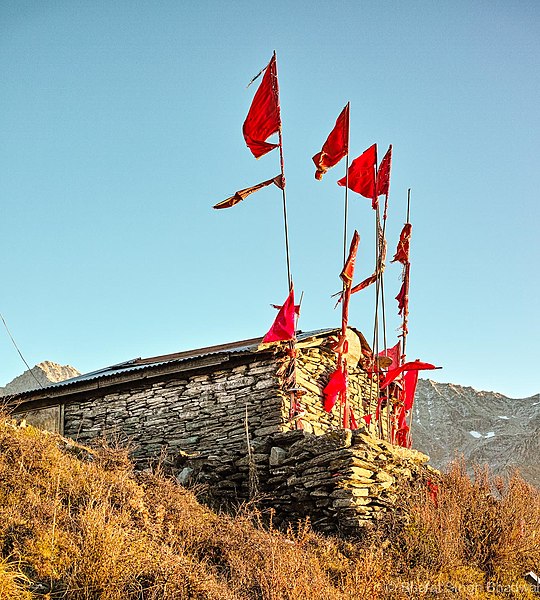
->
xmin=213 ymin=53 xmax=440 ymax=447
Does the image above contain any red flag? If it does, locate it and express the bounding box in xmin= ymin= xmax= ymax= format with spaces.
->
xmin=337 ymin=144 xmax=377 ymax=204
xmin=323 ymin=368 xmax=347 ymax=412
xmin=351 ymin=272 xmax=377 ymax=295
xmin=396 ymin=263 xmax=410 ymax=317
xmin=362 ymin=413 xmax=372 ymax=426
xmin=376 ymin=145 xmax=392 ymax=198
xmin=243 ymin=55 xmax=281 ymax=159
xmin=340 ymin=230 xmax=360 ymax=286
xmin=213 ymin=175 xmax=284 ymax=209
xmin=392 ymin=223 xmax=412 ymax=264
xmin=262 ymin=286 xmax=296 ymax=343
xmin=380 ymin=360 xmax=437 ymax=390
xmin=378 ymin=341 xmax=401 ymax=370
xmin=403 ymin=369 xmax=419 ymax=411
xmin=313 ymin=104 xmax=349 ymax=180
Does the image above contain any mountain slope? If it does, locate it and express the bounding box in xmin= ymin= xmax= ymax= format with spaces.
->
xmin=412 ymin=379 xmax=540 ymax=485
xmin=0 ymin=362 xmax=79 ymax=397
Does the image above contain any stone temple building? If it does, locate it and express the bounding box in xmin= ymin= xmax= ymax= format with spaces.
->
xmin=8 ymin=327 xmax=435 ymax=535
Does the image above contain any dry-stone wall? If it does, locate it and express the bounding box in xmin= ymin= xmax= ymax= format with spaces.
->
xmin=63 ymin=357 xmax=286 ymax=462
xmin=186 ymin=427 xmax=436 ymax=536
xmin=296 ymin=347 xmax=377 ymax=434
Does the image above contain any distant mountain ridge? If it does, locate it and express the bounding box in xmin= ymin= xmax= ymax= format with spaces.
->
xmin=412 ymin=379 xmax=540 ymax=485
xmin=0 ymin=362 xmax=80 ymax=397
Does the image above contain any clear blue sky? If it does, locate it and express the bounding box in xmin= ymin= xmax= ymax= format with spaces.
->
xmin=1 ymin=1 xmax=538 ymax=397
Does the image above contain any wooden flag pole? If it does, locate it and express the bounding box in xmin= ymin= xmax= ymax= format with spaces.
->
xmin=342 ymin=102 xmax=351 ymax=268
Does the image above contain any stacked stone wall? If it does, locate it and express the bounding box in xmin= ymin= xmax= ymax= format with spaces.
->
xmin=187 ymin=428 xmax=436 ymax=535
xmin=295 ymin=347 xmax=377 ymax=434
xmin=63 ymin=357 xmax=285 ymax=461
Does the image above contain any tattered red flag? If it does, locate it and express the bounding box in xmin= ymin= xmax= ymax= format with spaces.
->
xmin=351 ymin=272 xmax=378 ymax=295
xmin=213 ymin=175 xmax=284 ymax=209
xmin=337 ymin=144 xmax=377 ymax=205
xmin=403 ymin=368 xmax=419 ymax=411
xmin=380 ymin=360 xmax=438 ymax=390
xmin=396 ymin=263 xmax=410 ymax=317
xmin=378 ymin=341 xmax=401 ymax=370
xmin=392 ymin=223 xmax=412 ymax=264
xmin=262 ymin=285 xmax=296 ymax=343
xmin=313 ymin=104 xmax=349 ymax=180
xmin=323 ymin=368 xmax=347 ymax=412
xmin=376 ymin=145 xmax=392 ymax=198
xmin=340 ymin=230 xmax=360 ymax=286
xmin=243 ymin=54 xmax=281 ymax=159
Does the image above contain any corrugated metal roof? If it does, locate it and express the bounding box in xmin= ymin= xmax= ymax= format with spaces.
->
xmin=12 ymin=328 xmax=340 ymax=399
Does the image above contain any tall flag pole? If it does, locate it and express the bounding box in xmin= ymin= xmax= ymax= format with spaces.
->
xmin=272 ymin=52 xmax=292 ymax=292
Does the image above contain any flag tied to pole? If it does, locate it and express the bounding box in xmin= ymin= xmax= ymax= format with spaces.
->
xmin=243 ymin=54 xmax=281 ymax=159
xmin=323 ymin=367 xmax=346 ymax=412
xmin=396 ymin=263 xmax=410 ymax=317
xmin=262 ymin=285 xmax=297 ymax=343
xmin=337 ymin=144 xmax=377 ymax=206
xmin=380 ymin=360 xmax=437 ymax=390
xmin=213 ymin=175 xmax=284 ymax=209
xmin=376 ymin=145 xmax=392 ymax=199
xmin=392 ymin=223 xmax=412 ymax=264
xmin=340 ymin=229 xmax=360 ymax=286
xmin=378 ymin=341 xmax=401 ymax=369
xmin=312 ymin=104 xmax=349 ymax=180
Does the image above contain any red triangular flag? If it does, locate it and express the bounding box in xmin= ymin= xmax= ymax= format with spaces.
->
xmin=337 ymin=144 xmax=377 ymax=206
xmin=243 ymin=55 xmax=281 ymax=159
xmin=362 ymin=413 xmax=372 ymax=426
xmin=262 ymin=286 xmax=296 ymax=343
xmin=392 ymin=223 xmax=412 ymax=265
xmin=313 ymin=104 xmax=349 ymax=180
xmin=340 ymin=230 xmax=360 ymax=286
xmin=376 ymin=145 xmax=392 ymax=198
xmin=213 ymin=175 xmax=284 ymax=209
xmin=380 ymin=360 xmax=437 ymax=390
xmin=378 ymin=341 xmax=401 ymax=370
xmin=323 ymin=368 xmax=346 ymax=412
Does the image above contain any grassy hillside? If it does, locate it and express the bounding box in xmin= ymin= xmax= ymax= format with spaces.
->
xmin=0 ymin=417 xmax=539 ymax=599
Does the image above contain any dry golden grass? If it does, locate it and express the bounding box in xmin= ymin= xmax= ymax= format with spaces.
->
xmin=1 ymin=418 xmax=539 ymax=599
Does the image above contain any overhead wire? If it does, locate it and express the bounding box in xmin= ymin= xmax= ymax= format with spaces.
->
xmin=0 ymin=312 xmax=44 ymax=389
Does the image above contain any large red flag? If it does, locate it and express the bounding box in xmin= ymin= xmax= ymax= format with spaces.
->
xmin=376 ymin=145 xmax=392 ymax=198
xmin=262 ymin=286 xmax=296 ymax=343
xmin=380 ymin=360 xmax=437 ymax=389
xmin=213 ymin=175 xmax=284 ymax=209
xmin=243 ymin=55 xmax=281 ymax=159
xmin=340 ymin=230 xmax=360 ymax=286
xmin=338 ymin=144 xmax=377 ymax=206
xmin=313 ymin=104 xmax=349 ymax=180
xmin=392 ymin=223 xmax=412 ymax=264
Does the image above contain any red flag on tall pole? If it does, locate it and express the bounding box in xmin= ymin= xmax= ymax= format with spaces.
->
xmin=340 ymin=229 xmax=360 ymax=286
xmin=337 ymin=144 xmax=377 ymax=205
xmin=313 ymin=104 xmax=349 ymax=180
xmin=376 ymin=145 xmax=392 ymax=198
xmin=262 ymin=285 xmax=297 ymax=343
xmin=392 ymin=223 xmax=412 ymax=264
xmin=213 ymin=175 xmax=284 ymax=209
xmin=243 ymin=55 xmax=281 ymax=159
